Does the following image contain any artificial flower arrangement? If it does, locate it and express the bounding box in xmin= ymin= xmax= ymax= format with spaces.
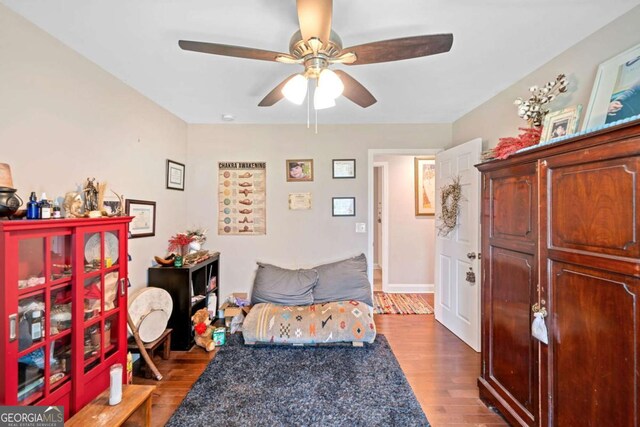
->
xmin=487 ymin=74 xmax=568 ymax=160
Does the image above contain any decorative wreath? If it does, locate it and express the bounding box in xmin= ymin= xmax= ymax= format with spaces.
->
xmin=437 ymin=176 xmax=463 ymax=236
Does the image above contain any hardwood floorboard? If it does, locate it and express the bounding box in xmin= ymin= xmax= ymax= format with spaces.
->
xmin=132 ymin=302 xmax=508 ymax=427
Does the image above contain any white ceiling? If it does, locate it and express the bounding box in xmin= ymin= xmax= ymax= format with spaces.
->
xmin=3 ymin=1 xmax=639 ymax=124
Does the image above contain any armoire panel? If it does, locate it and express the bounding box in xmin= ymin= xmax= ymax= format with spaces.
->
xmin=549 ymin=157 xmax=640 ymax=258
xmin=490 ymin=174 xmax=536 ymax=243
xmin=489 ymin=247 xmax=537 ymax=418
xmin=550 ymin=262 xmax=639 ymax=426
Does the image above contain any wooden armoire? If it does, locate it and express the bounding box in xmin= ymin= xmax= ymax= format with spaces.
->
xmin=476 ymin=121 xmax=640 ymax=426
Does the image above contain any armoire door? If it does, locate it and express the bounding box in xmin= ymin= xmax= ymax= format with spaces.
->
xmin=479 ymin=162 xmax=539 ymax=427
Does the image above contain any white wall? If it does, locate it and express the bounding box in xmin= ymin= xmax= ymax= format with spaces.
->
xmin=452 ymin=5 xmax=640 ymax=149
xmin=186 ymin=124 xmax=451 ymax=296
xmin=0 ymin=5 xmax=189 ymax=290
xmin=374 ymin=155 xmax=435 ymax=291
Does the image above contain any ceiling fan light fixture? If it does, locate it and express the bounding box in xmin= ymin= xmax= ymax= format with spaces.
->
xmin=318 ymin=68 xmax=344 ymax=99
xmin=282 ymin=74 xmax=308 ymax=105
xmin=313 ymin=85 xmax=336 ymax=110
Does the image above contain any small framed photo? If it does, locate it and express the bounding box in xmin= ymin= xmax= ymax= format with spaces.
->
xmin=332 ymin=197 xmax=355 ymax=217
xmin=540 ymin=105 xmax=582 ymax=142
xmin=332 ymin=159 xmax=356 ymax=179
xmin=166 ymin=159 xmax=185 ymax=191
xmin=126 ymin=199 xmax=156 ymax=238
xmin=286 ymin=159 xmax=313 ymax=182
xmin=583 ymin=43 xmax=640 ymax=130
xmin=414 ymin=157 xmax=436 ymax=216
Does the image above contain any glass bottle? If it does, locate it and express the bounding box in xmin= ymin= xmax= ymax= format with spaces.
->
xmin=39 ymin=193 xmax=51 ymax=219
xmin=26 ymin=192 xmax=40 ymax=219
xmin=52 ymin=201 xmax=61 ymax=219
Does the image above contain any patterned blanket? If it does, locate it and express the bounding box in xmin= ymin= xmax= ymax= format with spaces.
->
xmin=243 ymin=301 xmax=376 ymax=345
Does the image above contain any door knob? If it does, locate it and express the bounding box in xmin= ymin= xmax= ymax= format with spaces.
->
xmin=467 ymin=252 xmax=477 ymax=260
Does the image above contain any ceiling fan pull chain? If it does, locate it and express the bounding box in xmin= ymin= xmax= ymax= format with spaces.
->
xmin=315 ymin=107 xmax=318 ymax=134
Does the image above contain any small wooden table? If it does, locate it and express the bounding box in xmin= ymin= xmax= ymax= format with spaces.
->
xmin=127 ymin=328 xmax=172 ymax=378
xmin=67 ymin=385 xmax=155 ymax=427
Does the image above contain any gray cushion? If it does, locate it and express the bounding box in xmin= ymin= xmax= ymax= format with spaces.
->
xmin=251 ymin=262 xmax=317 ymax=306
xmin=312 ymin=254 xmax=373 ymax=306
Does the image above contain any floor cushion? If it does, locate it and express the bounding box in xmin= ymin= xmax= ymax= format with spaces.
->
xmin=243 ymin=301 xmax=376 ymax=345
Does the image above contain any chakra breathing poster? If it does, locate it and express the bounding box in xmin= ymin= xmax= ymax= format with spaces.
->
xmin=218 ymin=162 xmax=266 ymax=235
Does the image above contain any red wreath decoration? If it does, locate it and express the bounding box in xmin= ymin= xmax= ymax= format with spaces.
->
xmin=492 ymin=127 xmax=541 ymax=160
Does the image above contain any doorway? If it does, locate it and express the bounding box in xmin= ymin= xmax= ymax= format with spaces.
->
xmin=367 ymin=149 xmax=439 ymax=294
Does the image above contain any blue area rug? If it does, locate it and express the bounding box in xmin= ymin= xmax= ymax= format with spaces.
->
xmin=167 ymin=334 xmax=429 ymax=426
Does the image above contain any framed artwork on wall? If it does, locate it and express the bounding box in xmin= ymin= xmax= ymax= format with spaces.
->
xmin=414 ymin=157 xmax=436 ymax=216
xmin=286 ymin=159 xmax=313 ymax=182
xmin=583 ymin=43 xmax=640 ymax=130
xmin=126 ymin=199 xmax=156 ymax=238
xmin=332 ymin=197 xmax=355 ymax=217
xmin=166 ymin=159 xmax=185 ymax=191
xmin=332 ymin=159 xmax=356 ymax=179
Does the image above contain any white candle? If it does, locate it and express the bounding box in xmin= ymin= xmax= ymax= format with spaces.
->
xmin=109 ymin=363 xmax=123 ymax=405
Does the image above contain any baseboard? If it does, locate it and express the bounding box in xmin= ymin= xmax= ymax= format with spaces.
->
xmin=384 ymin=283 xmax=433 ymax=293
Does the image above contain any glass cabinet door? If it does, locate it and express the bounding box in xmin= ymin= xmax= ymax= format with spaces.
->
xmin=15 ymin=233 xmax=73 ymax=404
xmin=80 ymin=229 xmax=123 ymax=374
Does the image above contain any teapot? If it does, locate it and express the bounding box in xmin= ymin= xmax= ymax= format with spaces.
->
xmin=0 ymin=187 xmax=23 ymax=218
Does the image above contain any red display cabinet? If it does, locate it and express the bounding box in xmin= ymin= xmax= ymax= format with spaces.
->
xmin=0 ymin=217 xmax=132 ymax=419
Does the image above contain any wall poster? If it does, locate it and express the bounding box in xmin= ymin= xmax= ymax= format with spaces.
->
xmin=218 ymin=162 xmax=266 ymax=235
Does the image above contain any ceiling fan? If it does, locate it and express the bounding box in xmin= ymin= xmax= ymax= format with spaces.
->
xmin=178 ymin=0 xmax=453 ymax=110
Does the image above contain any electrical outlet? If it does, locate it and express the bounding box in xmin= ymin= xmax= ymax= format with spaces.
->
xmin=355 ymin=223 xmax=366 ymax=233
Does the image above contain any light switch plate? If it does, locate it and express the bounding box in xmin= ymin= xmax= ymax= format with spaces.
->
xmin=355 ymin=223 xmax=366 ymax=233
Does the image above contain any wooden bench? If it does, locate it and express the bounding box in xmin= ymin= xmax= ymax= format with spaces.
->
xmin=127 ymin=328 xmax=172 ymax=378
xmin=67 ymin=384 xmax=155 ymax=427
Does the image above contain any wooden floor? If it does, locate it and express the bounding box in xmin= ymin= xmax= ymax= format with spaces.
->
xmin=135 ymin=302 xmax=508 ymax=426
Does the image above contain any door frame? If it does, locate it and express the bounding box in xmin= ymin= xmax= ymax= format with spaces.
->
xmin=367 ymin=148 xmax=441 ymax=286
xmin=373 ymin=162 xmax=389 ymax=292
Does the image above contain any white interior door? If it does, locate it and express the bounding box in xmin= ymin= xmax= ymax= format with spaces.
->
xmin=434 ymin=138 xmax=482 ymax=351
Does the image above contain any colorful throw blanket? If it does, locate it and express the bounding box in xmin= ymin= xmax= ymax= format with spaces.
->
xmin=243 ymin=301 xmax=376 ymax=345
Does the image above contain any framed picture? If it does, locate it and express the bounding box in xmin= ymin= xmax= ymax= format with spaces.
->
xmin=583 ymin=43 xmax=640 ymax=130
xmin=332 ymin=159 xmax=356 ymax=179
xmin=286 ymin=159 xmax=313 ymax=182
xmin=125 ymin=199 xmax=156 ymax=238
xmin=166 ymin=159 xmax=185 ymax=191
xmin=332 ymin=197 xmax=355 ymax=217
xmin=414 ymin=157 xmax=436 ymax=216
xmin=289 ymin=193 xmax=312 ymax=210
xmin=540 ymin=105 xmax=582 ymax=142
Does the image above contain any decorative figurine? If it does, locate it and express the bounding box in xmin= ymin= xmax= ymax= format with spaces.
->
xmin=63 ymin=192 xmax=83 ymax=218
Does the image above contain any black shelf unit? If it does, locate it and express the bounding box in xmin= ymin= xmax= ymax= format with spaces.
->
xmin=147 ymin=253 xmax=220 ymax=350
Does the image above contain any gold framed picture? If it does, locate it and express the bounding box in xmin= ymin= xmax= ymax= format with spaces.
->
xmin=540 ymin=105 xmax=582 ymax=143
xmin=286 ymin=159 xmax=313 ymax=182
xmin=414 ymin=157 xmax=436 ymax=216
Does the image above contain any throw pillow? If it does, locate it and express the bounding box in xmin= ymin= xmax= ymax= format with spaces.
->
xmin=312 ymin=253 xmax=373 ymax=306
xmin=251 ymin=262 xmax=317 ymax=306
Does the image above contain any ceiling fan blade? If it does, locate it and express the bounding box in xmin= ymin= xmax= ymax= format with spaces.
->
xmin=343 ymin=34 xmax=453 ymax=66
xmin=334 ymin=70 xmax=377 ymax=108
xmin=297 ymin=0 xmax=332 ymax=45
xmin=258 ymin=74 xmax=298 ymax=107
xmin=179 ymin=40 xmax=292 ymax=62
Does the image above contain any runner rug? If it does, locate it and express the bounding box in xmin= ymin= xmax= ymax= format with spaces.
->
xmin=167 ymin=334 xmax=429 ymax=427
xmin=374 ymin=292 xmax=434 ymax=315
